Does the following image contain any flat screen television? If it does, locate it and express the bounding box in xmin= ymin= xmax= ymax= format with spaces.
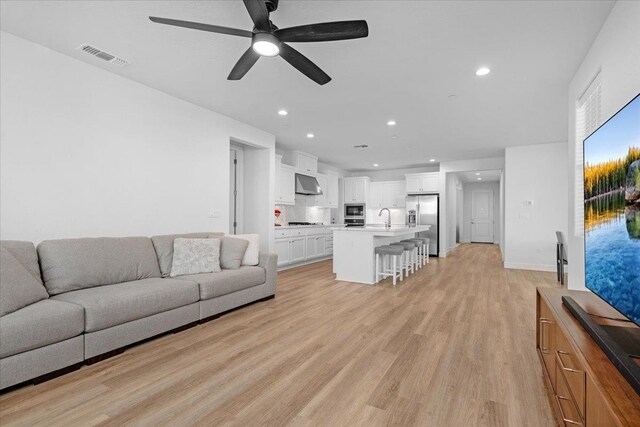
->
xmin=562 ymin=92 xmax=640 ymax=394
xmin=583 ymin=92 xmax=640 ymax=326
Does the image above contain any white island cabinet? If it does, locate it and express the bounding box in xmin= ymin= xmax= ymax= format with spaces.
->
xmin=332 ymin=225 xmax=431 ymax=284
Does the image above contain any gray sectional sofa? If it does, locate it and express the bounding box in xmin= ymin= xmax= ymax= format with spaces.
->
xmin=0 ymin=233 xmax=277 ymax=390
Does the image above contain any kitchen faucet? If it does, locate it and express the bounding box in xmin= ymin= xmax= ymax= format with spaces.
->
xmin=379 ymin=208 xmax=391 ymax=229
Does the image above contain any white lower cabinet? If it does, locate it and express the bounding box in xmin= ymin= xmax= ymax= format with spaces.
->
xmin=275 ymin=227 xmax=333 ymax=268
xmin=275 ymin=239 xmax=291 ymax=267
xmin=290 ymin=237 xmax=306 ymax=263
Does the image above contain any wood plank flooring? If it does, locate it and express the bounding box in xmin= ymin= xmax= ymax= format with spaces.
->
xmin=0 ymin=244 xmax=560 ymax=426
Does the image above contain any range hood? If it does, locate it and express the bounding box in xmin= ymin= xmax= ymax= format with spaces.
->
xmin=295 ymin=173 xmax=323 ymax=196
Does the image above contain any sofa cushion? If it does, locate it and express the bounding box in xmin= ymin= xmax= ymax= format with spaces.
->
xmin=219 ymin=237 xmax=249 ymax=270
xmin=51 ymin=278 xmax=199 ymax=332
xmin=179 ymin=267 xmax=266 ymax=300
xmin=0 ymin=248 xmax=49 ymax=317
xmin=37 ymin=237 xmax=162 ymax=295
xmin=0 ymin=299 xmax=84 ymax=358
xmin=1 ymin=240 xmax=43 ymax=285
xmin=233 ymin=234 xmax=260 ymax=266
xmin=170 ymin=238 xmax=221 ymax=277
xmin=151 ymin=232 xmax=224 ymax=277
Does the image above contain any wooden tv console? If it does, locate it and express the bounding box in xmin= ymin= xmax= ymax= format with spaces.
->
xmin=536 ymin=288 xmax=640 ymax=426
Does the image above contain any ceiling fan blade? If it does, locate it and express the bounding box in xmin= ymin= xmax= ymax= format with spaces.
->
xmin=149 ymin=16 xmax=252 ymax=38
xmin=275 ymin=20 xmax=369 ymax=43
xmin=279 ymin=43 xmax=331 ymax=85
xmin=242 ymin=0 xmax=271 ymax=32
xmin=228 ymin=47 xmax=261 ymax=80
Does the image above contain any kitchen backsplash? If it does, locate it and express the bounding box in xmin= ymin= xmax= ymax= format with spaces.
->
xmin=275 ymin=195 xmax=335 ymax=226
xmin=366 ymin=208 xmax=406 ymax=225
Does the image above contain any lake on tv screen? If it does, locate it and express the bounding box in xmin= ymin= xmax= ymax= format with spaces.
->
xmin=584 ymin=95 xmax=640 ymax=325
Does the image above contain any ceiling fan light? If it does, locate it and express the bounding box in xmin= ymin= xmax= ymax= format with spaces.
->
xmin=252 ymin=33 xmax=280 ymax=57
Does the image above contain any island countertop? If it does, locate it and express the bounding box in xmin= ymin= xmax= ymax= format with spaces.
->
xmin=333 ymin=225 xmax=430 ymax=237
xmin=332 ymin=225 xmax=431 ymax=284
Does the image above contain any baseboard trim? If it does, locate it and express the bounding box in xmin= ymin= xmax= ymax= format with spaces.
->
xmin=503 ymin=262 xmax=556 ymax=272
xmin=277 ymin=256 xmax=332 ymax=271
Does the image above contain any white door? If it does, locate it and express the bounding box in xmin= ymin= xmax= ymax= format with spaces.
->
xmin=275 ymin=239 xmax=290 ymax=267
xmin=471 ymin=189 xmax=494 ymax=243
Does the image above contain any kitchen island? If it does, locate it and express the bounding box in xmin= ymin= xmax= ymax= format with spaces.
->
xmin=333 ymin=225 xmax=431 ymax=284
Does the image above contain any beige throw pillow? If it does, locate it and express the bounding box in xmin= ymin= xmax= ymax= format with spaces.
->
xmin=233 ymin=234 xmax=260 ymax=266
xmin=219 ymin=237 xmax=249 ymax=270
xmin=170 ymin=238 xmax=221 ymax=277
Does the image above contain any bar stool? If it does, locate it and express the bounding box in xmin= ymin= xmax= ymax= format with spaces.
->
xmin=390 ymin=241 xmax=416 ymax=277
xmin=407 ymin=237 xmax=429 ymax=266
xmin=375 ymin=245 xmax=404 ymax=286
xmin=402 ymin=238 xmax=425 ymax=270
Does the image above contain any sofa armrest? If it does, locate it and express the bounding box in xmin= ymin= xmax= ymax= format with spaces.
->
xmin=258 ymin=252 xmax=277 ymax=296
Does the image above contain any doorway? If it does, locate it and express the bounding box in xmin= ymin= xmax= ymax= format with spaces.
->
xmin=471 ymin=189 xmax=494 ymax=243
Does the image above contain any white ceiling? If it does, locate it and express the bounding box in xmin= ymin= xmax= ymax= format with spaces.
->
xmin=457 ymin=169 xmax=502 ymax=183
xmin=0 ymin=1 xmax=614 ymax=171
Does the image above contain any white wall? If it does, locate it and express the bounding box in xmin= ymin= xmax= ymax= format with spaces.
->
xmin=504 ymin=142 xmax=567 ymax=271
xmin=439 ymin=157 xmax=505 ymax=257
xmin=445 ymin=173 xmax=463 ymax=253
xmin=462 ymin=181 xmax=501 ymax=245
xmin=567 ymin=1 xmax=640 ymax=290
xmin=0 ymin=32 xmax=276 ymax=248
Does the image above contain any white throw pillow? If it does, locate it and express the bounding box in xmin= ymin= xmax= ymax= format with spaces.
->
xmin=233 ymin=234 xmax=260 ymax=266
xmin=170 ymin=238 xmax=221 ymax=277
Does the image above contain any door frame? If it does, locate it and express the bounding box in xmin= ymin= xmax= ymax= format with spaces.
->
xmin=230 ymin=145 xmax=245 ymax=235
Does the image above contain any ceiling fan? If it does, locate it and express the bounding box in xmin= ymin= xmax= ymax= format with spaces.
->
xmin=149 ymin=0 xmax=368 ymax=85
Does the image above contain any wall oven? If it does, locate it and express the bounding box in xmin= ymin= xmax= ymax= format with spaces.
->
xmin=344 ymin=203 xmax=365 ymax=219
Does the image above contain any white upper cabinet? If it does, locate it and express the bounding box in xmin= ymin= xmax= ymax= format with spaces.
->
xmin=343 ymin=177 xmax=370 ymax=203
xmin=275 ymin=155 xmax=295 ymax=205
xmin=311 ymin=171 xmax=338 ymax=208
xmin=284 ymin=151 xmax=317 ymax=174
xmin=313 ymin=173 xmax=328 ymax=206
xmin=325 ymin=172 xmax=339 ymax=208
xmin=405 ymin=173 xmax=439 ymax=194
xmin=369 ymin=181 xmax=405 ymax=209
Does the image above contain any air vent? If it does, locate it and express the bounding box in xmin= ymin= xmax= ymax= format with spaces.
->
xmin=353 ymin=144 xmax=369 ymax=149
xmin=77 ymin=44 xmax=129 ymax=66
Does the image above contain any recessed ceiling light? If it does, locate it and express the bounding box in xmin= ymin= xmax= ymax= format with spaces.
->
xmin=278 ymin=109 xmax=288 ymax=116
xmin=477 ymin=177 xmax=482 ymax=180
xmin=306 ymin=133 xmax=314 ymax=139
xmin=391 ymin=135 xmax=398 ymax=139
xmin=387 ymin=120 xmax=396 ymax=126
xmin=373 ymin=163 xmax=379 ymax=167
xmin=475 ymin=172 xmax=481 ymax=176
xmin=429 ymin=159 xmax=436 ymax=162
xmin=475 ymin=67 xmax=491 ymax=76
xmin=448 ymin=95 xmax=457 ymax=100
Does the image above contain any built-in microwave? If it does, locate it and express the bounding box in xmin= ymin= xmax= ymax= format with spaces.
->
xmin=345 ymin=203 xmax=365 ymax=218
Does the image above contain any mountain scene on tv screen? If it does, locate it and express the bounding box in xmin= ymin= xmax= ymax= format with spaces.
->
xmin=584 ymin=95 xmax=640 ymax=325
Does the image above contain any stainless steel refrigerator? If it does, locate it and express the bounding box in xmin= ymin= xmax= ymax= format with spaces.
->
xmin=405 ymin=195 xmax=439 ymax=256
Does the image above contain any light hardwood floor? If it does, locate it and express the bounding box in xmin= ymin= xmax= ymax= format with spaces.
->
xmin=0 ymin=244 xmax=560 ymax=426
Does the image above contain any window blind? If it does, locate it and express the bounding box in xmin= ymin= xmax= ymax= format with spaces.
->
xmin=574 ymin=74 xmax=601 ymax=237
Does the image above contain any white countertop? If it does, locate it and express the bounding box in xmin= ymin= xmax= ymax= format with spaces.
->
xmin=333 ymin=225 xmax=430 ymax=236
xmin=275 ymin=224 xmax=345 ymax=229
